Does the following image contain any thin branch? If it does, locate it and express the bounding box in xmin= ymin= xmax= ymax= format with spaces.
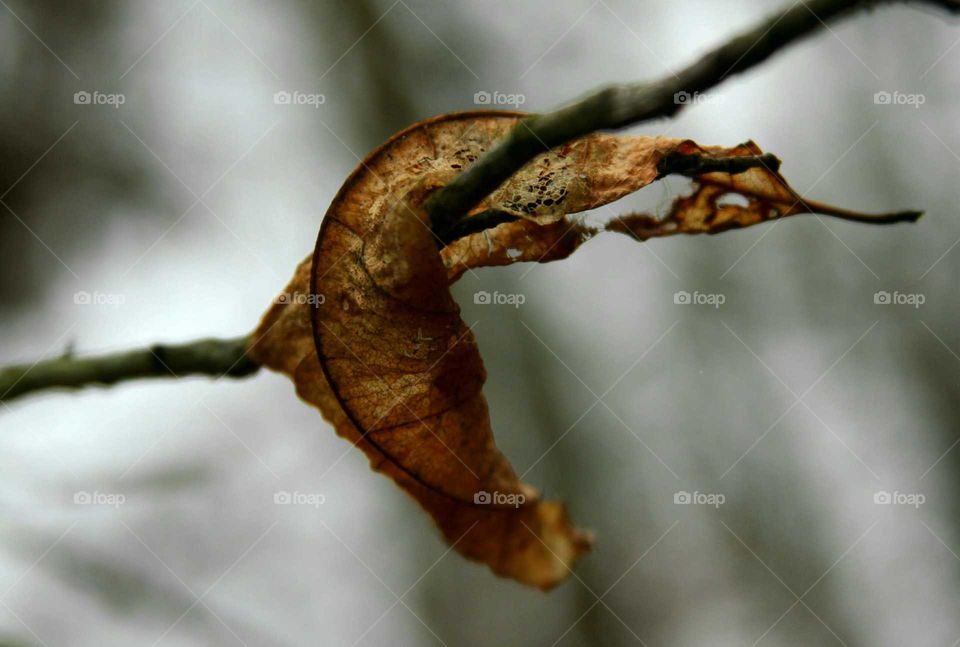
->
xmin=427 ymin=0 xmax=960 ymax=239
xmin=0 ymin=336 xmax=258 ymax=403
xmin=656 ymin=152 xmax=781 ymax=178
xmin=2 ymin=0 xmax=956 ymax=404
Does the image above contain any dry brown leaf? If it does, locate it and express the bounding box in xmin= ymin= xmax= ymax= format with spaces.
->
xmin=250 ymin=111 xmax=916 ymax=589
xmin=606 ymin=141 xmax=919 ymax=241
xmin=442 ymin=217 xmax=592 ymax=283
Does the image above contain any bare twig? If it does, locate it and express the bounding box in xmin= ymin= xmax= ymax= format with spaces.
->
xmin=656 ymin=152 xmax=780 ymax=178
xmin=0 ymin=336 xmax=258 ymax=403
xmin=2 ymin=0 xmax=956 ymax=404
xmin=427 ymin=0 xmax=960 ymax=240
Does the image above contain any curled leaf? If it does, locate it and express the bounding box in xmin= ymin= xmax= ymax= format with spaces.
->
xmin=606 ymin=141 xmax=920 ymax=241
xmin=251 ymin=111 xmax=917 ymax=589
xmin=251 ymin=255 xmax=592 ymax=589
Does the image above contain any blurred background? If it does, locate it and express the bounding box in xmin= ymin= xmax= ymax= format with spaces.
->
xmin=1 ymin=0 xmax=959 ymax=644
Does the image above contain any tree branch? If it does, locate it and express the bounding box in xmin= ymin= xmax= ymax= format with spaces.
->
xmin=427 ymin=0 xmax=960 ymax=240
xmin=655 ymin=152 xmax=781 ymax=178
xmin=0 ymin=336 xmax=258 ymax=403
xmin=2 ymin=0 xmax=956 ymax=404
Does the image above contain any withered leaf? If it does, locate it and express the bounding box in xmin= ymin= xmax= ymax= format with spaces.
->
xmin=250 ymin=111 xmax=916 ymax=589
xmin=606 ymin=141 xmax=920 ymax=241
xmin=442 ymin=217 xmax=592 ymax=283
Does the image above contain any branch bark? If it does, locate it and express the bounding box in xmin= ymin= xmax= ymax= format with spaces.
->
xmin=0 ymin=336 xmax=257 ymax=403
xmin=2 ymin=0 xmax=956 ymax=404
xmin=427 ymin=0 xmax=960 ymax=239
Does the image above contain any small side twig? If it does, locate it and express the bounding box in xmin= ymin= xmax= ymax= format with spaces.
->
xmin=0 ymin=336 xmax=258 ymax=403
xmin=656 ymin=152 xmax=781 ymax=178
